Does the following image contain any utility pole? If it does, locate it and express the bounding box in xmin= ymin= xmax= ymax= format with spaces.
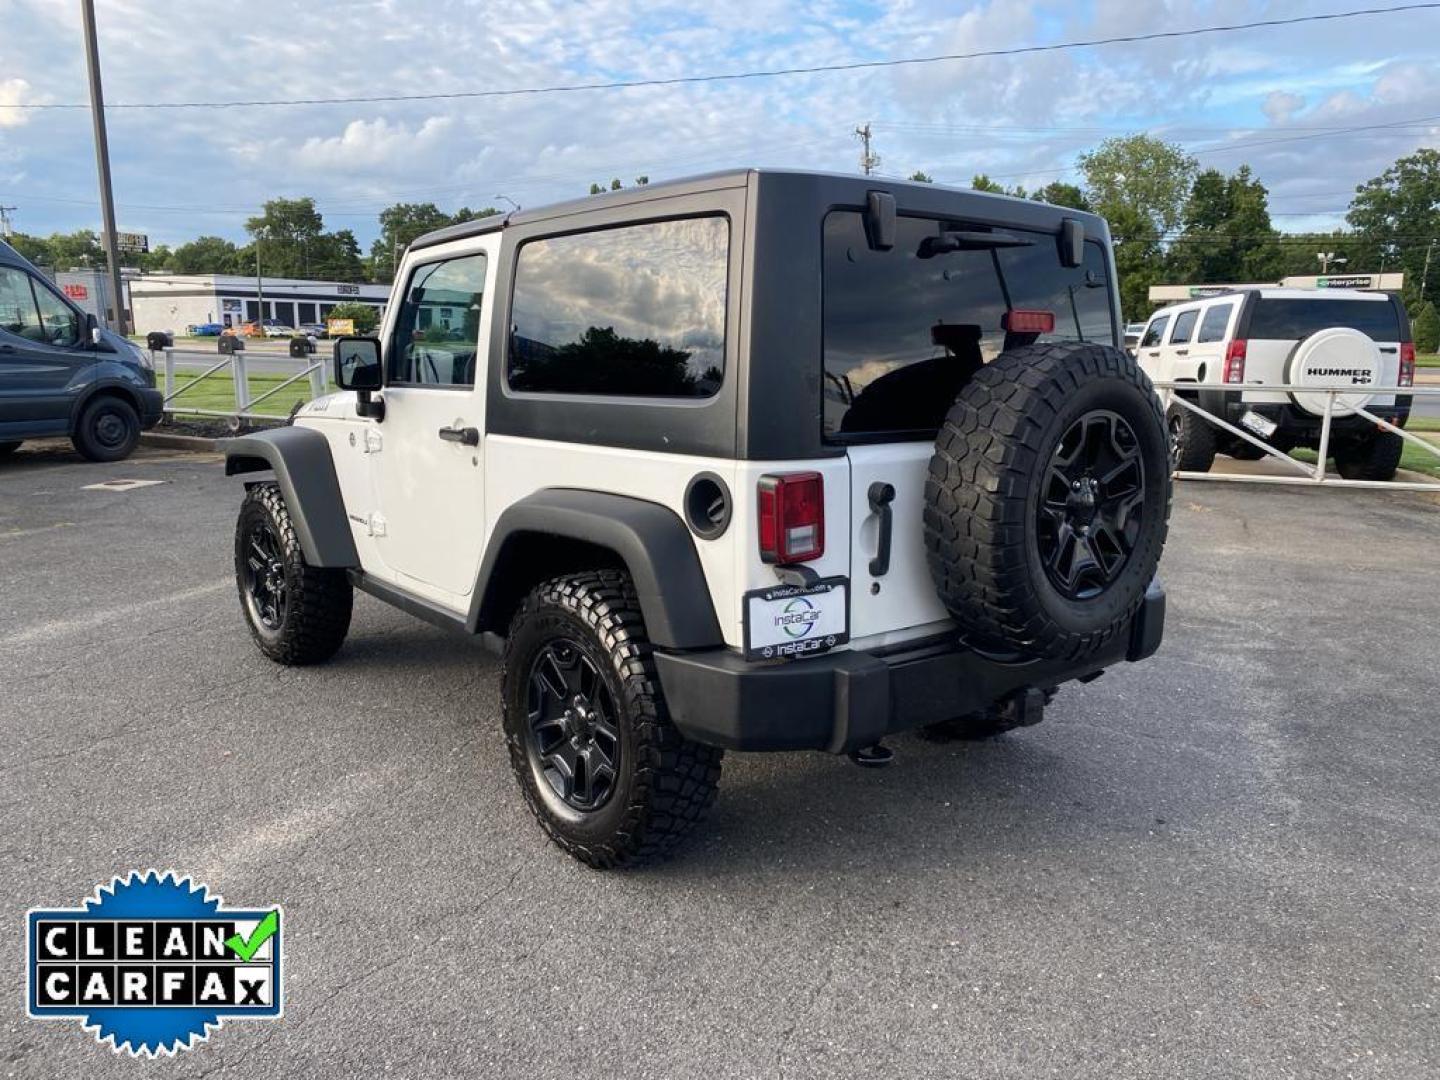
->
xmin=855 ymin=123 xmax=880 ymax=176
xmin=255 ymin=239 xmax=266 ymax=327
xmin=0 ymin=205 xmax=15 ymax=239
xmin=80 ymin=0 xmax=127 ymax=334
xmin=1422 ymin=238 xmax=1436 ymax=300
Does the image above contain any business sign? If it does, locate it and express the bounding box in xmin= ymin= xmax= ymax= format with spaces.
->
xmin=327 ymin=318 xmax=355 ymax=336
xmin=222 ymin=298 xmax=243 ymax=314
xmin=336 ymin=284 xmax=360 ymax=295
xmin=1317 ymin=275 xmax=1375 ymax=289
xmin=116 ymin=232 xmax=149 ymax=254
xmin=63 ymin=283 xmax=89 ymax=300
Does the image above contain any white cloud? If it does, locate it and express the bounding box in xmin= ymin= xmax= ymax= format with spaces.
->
xmin=294 ymin=117 xmax=455 ymax=171
xmin=0 ymin=79 xmax=39 ymax=129
xmin=1263 ymin=92 xmax=1304 ymax=125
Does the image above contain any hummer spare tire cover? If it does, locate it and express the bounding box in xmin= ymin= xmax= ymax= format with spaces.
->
xmin=924 ymin=341 xmax=1171 ymax=661
xmin=1285 ymin=327 xmax=1382 ymax=418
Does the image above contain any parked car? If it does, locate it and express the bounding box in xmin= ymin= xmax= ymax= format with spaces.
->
xmin=1136 ymin=287 xmax=1414 ymax=480
xmin=0 ymin=239 xmax=163 ymax=462
xmin=1124 ymin=321 xmax=1145 ymax=355
xmin=298 ymin=322 xmax=328 ymax=339
xmin=221 ymin=169 xmax=1170 ymax=867
xmin=262 ymin=320 xmax=294 ymax=338
xmin=189 ymin=323 xmax=224 ymax=336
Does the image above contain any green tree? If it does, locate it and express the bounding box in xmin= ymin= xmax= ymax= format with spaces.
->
xmin=245 ymin=197 xmax=324 ymax=278
xmin=1030 ymin=181 xmax=1090 ymax=211
xmin=1079 ymin=134 xmax=1197 ymax=240
xmin=327 ymin=301 xmax=379 ymax=335
xmin=6 ymin=232 xmax=54 ymax=267
xmin=170 ymin=235 xmax=243 ymax=274
xmin=970 ymin=174 xmax=1006 ymax=193
xmin=1413 ymin=301 xmax=1439 ymax=353
xmin=1348 ymin=148 xmax=1440 ymax=309
xmin=909 ymin=171 xmax=933 ymax=183
xmin=1169 ymin=165 xmax=1284 ymax=285
xmin=308 ymin=229 xmax=366 ymax=283
xmin=369 ymin=203 xmax=498 ymax=283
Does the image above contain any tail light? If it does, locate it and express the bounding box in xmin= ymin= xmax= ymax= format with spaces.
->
xmin=758 ymin=472 xmax=824 ymax=564
xmin=1400 ymin=342 xmax=1416 ymax=387
xmin=1223 ymin=339 xmax=1247 ymax=384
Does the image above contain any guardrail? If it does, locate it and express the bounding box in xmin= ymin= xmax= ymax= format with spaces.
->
xmin=1153 ymin=380 xmax=1440 ymax=492
xmin=158 ymin=348 xmax=327 ymax=429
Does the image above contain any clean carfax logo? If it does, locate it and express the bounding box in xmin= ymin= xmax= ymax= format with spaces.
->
xmin=26 ymin=871 xmax=282 ymax=1057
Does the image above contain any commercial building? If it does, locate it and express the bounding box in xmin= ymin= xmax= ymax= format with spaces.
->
xmin=128 ymin=274 xmax=389 ymax=335
xmin=1149 ymin=272 xmax=1404 ymax=305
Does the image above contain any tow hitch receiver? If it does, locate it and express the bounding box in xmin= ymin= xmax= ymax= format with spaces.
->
xmin=998 ymin=687 xmax=1046 ymax=729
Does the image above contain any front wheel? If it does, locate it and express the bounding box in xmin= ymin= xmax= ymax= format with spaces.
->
xmin=72 ymin=396 xmax=140 ymax=462
xmin=502 ymin=571 xmax=722 ymax=868
xmin=234 ymin=483 xmax=353 ymax=664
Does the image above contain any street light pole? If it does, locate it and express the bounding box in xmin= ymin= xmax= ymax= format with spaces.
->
xmin=80 ymin=0 xmax=127 ymax=335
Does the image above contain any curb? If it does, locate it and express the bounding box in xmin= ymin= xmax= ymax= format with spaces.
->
xmin=139 ymin=432 xmax=220 ymax=451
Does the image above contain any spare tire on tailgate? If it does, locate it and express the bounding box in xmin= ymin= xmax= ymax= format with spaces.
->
xmin=924 ymin=341 xmax=1171 ymax=661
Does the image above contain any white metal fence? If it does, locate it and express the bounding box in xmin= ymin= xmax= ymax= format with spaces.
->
xmin=158 ymin=348 xmax=326 ymax=429
xmin=1154 ymin=380 xmax=1440 ymax=492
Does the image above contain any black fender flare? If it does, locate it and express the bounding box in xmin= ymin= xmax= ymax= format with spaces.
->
xmin=221 ymin=426 xmax=359 ymax=568
xmin=468 ymin=489 xmax=724 ymax=651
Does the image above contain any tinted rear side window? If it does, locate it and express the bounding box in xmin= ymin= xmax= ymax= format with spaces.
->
xmin=1197 ymin=303 xmax=1234 ymax=343
xmin=1248 ymin=298 xmax=1399 ymax=341
xmin=822 ymin=212 xmax=1115 ymax=439
xmin=1169 ymin=309 xmax=1198 ymax=344
xmin=507 ymin=216 xmax=728 ymax=398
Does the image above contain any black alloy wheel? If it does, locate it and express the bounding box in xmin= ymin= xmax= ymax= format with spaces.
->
xmin=241 ymin=519 xmax=289 ymax=633
xmin=525 ymin=639 xmax=621 ymax=812
xmin=1036 ymin=409 xmax=1146 ymax=601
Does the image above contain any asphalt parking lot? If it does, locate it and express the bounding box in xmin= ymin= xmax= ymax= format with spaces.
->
xmin=1 ymin=440 xmax=1437 ymax=1079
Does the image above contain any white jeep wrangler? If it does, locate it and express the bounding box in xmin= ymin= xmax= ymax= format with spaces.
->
xmin=222 ymin=169 xmax=1171 ymax=867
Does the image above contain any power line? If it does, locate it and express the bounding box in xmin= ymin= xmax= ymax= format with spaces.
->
xmin=7 ymin=4 xmax=1437 ymax=111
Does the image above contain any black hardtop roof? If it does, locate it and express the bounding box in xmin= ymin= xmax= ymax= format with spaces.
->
xmin=410 ymin=167 xmax=1108 ymax=251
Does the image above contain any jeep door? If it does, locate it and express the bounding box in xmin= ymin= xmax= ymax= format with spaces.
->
xmin=369 ymin=239 xmax=497 ymax=603
xmin=0 ymin=265 xmax=91 ymax=438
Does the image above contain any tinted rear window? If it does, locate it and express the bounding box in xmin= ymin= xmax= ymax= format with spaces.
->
xmin=822 ymin=211 xmax=1115 ymax=440
xmin=1248 ymin=298 xmax=1399 ymax=341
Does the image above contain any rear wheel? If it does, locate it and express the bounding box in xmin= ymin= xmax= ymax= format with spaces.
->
xmin=925 ymin=342 xmax=1171 ymax=661
xmin=234 ymin=483 xmax=352 ymax=664
xmin=1334 ymin=431 xmax=1403 ymax=481
xmin=1166 ymin=401 xmax=1217 ymax=472
xmin=502 ymin=571 xmax=723 ymax=868
xmin=72 ymin=395 xmax=140 ymax=462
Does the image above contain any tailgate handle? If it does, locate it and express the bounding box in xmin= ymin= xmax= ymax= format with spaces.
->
xmin=867 ymin=482 xmax=896 ymax=578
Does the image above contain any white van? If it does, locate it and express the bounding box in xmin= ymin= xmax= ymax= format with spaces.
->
xmin=1136 ymin=288 xmax=1414 ymax=480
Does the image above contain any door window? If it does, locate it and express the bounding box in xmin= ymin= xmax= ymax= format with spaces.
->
xmin=1140 ymin=315 xmax=1169 ymax=348
xmin=0 ymin=268 xmax=46 ymax=342
xmin=1169 ymin=309 xmax=1199 ymax=344
xmin=31 ymin=279 xmax=81 ymax=345
xmin=389 ymin=253 xmax=488 ymax=387
xmin=1196 ymin=303 xmax=1234 ymax=343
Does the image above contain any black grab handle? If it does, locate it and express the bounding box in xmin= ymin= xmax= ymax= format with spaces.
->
xmin=868 ymin=481 xmax=896 ymax=577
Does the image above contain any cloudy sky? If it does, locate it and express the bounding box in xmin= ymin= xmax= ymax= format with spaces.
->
xmin=1 ymin=0 xmax=1437 ymax=249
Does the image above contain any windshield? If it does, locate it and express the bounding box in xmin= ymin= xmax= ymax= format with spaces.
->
xmin=822 ymin=211 xmax=1115 ymax=440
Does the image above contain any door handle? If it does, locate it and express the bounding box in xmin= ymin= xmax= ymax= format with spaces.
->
xmin=438 ymin=425 xmax=479 ymax=446
xmin=1174 ymin=348 xmax=1189 ymax=355
xmin=867 ymin=481 xmax=896 ymax=578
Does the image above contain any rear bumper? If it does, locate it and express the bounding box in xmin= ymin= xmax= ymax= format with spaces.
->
xmin=654 ymin=579 xmax=1165 ymax=754
xmin=1198 ymin=389 xmax=1411 ymax=436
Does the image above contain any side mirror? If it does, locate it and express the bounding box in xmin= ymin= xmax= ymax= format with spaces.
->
xmin=333 ymin=336 xmax=385 ymax=420
xmin=87 ymin=312 xmax=101 ymax=346
xmin=1060 ymin=217 xmax=1085 ymax=268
